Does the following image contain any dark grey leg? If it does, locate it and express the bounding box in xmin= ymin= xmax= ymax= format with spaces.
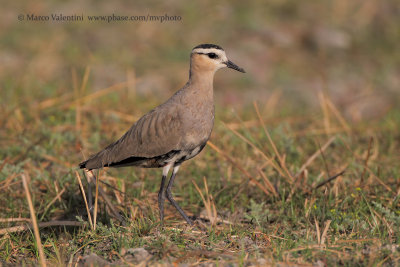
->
xmin=158 ymin=174 xmax=167 ymax=223
xmin=158 ymin=164 xmax=172 ymax=224
xmin=165 ymin=166 xmax=193 ymax=225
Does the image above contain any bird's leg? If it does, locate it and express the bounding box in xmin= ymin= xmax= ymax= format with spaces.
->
xmin=158 ymin=164 xmax=172 ymax=224
xmin=158 ymin=175 xmax=167 ymax=223
xmin=166 ymin=165 xmax=193 ymax=225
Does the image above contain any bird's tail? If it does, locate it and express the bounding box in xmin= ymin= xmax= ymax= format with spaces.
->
xmin=79 ymin=159 xmax=89 ymax=169
xmin=79 ymin=151 xmax=106 ymax=170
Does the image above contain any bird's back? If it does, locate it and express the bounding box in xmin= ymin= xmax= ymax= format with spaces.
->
xmin=80 ymin=82 xmax=214 ymax=170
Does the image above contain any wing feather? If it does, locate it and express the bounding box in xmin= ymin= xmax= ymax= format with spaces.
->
xmin=81 ymin=104 xmax=182 ymax=169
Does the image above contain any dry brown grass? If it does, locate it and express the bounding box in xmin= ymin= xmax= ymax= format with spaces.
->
xmin=1 ymin=0 xmax=399 ymax=265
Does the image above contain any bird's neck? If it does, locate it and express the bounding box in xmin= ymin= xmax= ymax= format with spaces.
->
xmin=188 ymin=69 xmax=215 ymax=97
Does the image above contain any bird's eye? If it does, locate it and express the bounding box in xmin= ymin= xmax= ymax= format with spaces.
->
xmin=208 ymin=53 xmax=218 ymax=59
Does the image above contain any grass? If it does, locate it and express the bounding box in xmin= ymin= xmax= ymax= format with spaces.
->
xmin=1 ymin=91 xmax=398 ymax=265
xmin=1 ymin=0 xmax=400 ymax=266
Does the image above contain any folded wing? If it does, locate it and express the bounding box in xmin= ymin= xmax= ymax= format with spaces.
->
xmin=80 ymin=104 xmax=182 ymax=170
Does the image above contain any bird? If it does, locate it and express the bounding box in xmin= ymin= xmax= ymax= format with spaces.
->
xmin=79 ymin=44 xmax=245 ymax=225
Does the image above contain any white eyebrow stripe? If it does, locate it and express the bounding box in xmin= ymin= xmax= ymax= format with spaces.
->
xmin=192 ymin=48 xmax=223 ymax=54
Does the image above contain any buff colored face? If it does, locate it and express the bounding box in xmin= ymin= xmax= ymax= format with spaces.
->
xmin=191 ymin=47 xmax=245 ymax=73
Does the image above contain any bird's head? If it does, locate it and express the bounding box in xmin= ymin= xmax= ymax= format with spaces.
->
xmin=190 ymin=44 xmax=245 ymax=74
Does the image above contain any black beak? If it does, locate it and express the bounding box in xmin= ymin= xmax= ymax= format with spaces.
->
xmin=225 ymin=60 xmax=246 ymax=73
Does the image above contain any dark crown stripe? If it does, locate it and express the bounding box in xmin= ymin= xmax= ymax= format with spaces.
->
xmin=193 ymin=44 xmax=223 ymax=51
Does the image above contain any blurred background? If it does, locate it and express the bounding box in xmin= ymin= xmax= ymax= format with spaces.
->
xmin=1 ymin=0 xmax=399 ymax=264
xmin=1 ymin=0 xmax=399 ymax=122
